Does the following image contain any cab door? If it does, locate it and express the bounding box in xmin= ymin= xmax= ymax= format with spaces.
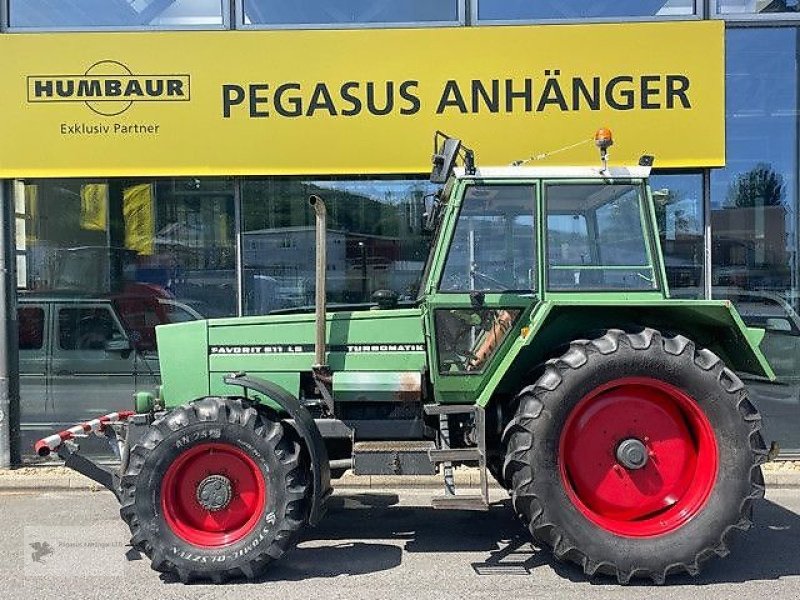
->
xmin=423 ymin=180 xmax=541 ymax=404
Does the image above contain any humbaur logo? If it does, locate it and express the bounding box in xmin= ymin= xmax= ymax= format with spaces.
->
xmin=27 ymin=60 xmax=191 ymax=116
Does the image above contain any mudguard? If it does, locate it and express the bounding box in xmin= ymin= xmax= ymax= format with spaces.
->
xmin=477 ymin=299 xmax=775 ymax=407
xmin=224 ymin=373 xmax=332 ymax=526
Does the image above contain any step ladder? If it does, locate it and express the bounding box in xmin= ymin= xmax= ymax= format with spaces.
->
xmin=423 ymin=404 xmax=489 ymax=511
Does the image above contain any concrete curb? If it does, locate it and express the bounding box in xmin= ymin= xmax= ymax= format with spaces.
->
xmin=763 ymin=470 xmax=800 ymax=489
xmin=1 ymin=464 xmax=799 ymax=491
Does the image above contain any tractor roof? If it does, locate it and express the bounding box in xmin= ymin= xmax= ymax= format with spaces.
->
xmin=453 ymin=165 xmax=652 ymax=180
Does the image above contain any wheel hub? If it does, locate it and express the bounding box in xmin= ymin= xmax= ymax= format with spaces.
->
xmin=161 ymin=442 xmax=267 ymax=548
xmin=615 ymin=438 xmax=648 ymax=470
xmin=559 ymin=377 xmax=719 ymax=538
xmin=196 ymin=474 xmax=233 ymax=512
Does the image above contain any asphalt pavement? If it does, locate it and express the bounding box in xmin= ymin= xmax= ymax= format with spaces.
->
xmin=1 ymin=487 xmax=799 ymax=600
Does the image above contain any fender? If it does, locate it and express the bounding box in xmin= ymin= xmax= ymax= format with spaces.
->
xmin=224 ymin=373 xmax=332 ymax=526
xmin=476 ymin=299 xmax=775 ymax=408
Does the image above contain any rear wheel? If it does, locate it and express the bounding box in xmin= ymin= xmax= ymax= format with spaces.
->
xmin=502 ymin=328 xmax=767 ymax=584
xmin=120 ymin=397 xmax=308 ymax=583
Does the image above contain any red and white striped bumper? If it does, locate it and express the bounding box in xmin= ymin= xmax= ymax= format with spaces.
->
xmin=34 ymin=411 xmax=136 ymax=457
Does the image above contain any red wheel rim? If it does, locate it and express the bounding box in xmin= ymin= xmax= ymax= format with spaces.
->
xmin=559 ymin=377 xmax=718 ymax=538
xmin=161 ymin=442 xmax=267 ymax=548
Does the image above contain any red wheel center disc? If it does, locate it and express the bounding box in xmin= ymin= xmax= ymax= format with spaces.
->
xmin=559 ymin=377 xmax=718 ymax=538
xmin=161 ymin=442 xmax=267 ymax=548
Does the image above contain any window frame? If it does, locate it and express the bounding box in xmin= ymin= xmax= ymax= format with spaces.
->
xmin=472 ymin=0 xmax=701 ymax=27
xmin=234 ymin=0 xmax=466 ymax=30
xmin=543 ymin=179 xmax=662 ymax=293
xmin=4 ymin=0 xmax=232 ymax=32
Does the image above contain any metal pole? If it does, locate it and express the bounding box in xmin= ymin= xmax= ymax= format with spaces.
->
xmin=0 ymin=180 xmax=20 ymax=468
xmin=233 ymin=179 xmax=244 ymax=317
xmin=703 ymin=169 xmax=713 ymax=300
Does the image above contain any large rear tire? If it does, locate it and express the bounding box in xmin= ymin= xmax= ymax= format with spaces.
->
xmin=120 ymin=397 xmax=308 ymax=583
xmin=502 ymin=328 xmax=767 ymax=584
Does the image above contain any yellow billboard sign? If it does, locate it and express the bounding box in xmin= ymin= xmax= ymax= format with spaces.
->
xmin=0 ymin=21 xmax=724 ymax=178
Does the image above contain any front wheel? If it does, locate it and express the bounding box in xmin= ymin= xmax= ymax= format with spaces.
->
xmin=120 ymin=397 xmax=309 ymax=583
xmin=502 ymin=328 xmax=767 ymax=584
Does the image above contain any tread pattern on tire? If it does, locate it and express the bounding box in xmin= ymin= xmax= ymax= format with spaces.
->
xmin=501 ymin=328 xmax=768 ymax=584
xmin=119 ymin=397 xmax=308 ymax=583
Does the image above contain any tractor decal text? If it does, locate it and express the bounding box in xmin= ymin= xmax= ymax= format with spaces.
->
xmin=209 ymin=344 xmax=425 ymax=355
xmin=210 ymin=345 xmax=312 ymax=355
xmin=343 ymin=344 xmax=425 ymax=353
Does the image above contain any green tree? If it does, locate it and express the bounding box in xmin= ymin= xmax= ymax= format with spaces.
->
xmin=727 ymin=163 xmax=785 ymax=208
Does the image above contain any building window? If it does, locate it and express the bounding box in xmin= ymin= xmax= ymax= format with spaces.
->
xmin=8 ymin=0 xmax=229 ymax=29
xmin=238 ymin=0 xmax=462 ymax=28
xmin=241 ymin=177 xmax=436 ymax=314
xmin=18 ymin=177 xmax=236 ymax=318
xmin=16 ymin=177 xmax=233 ymax=459
xmin=711 ymin=27 xmax=800 ymax=452
xmin=474 ymin=0 xmax=695 ymax=23
xmin=715 ymin=0 xmax=800 ymax=17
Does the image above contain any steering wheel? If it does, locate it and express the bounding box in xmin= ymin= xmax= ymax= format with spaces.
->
xmin=472 ymin=269 xmax=508 ymax=290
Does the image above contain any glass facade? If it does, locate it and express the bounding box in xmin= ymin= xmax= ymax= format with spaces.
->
xmin=9 ymin=0 xmax=228 ymax=28
xmin=240 ymin=1 xmax=461 ymax=27
xmin=652 ymin=172 xmax=705 ymax=295
xmin=17 ymin=178 xmax=236 ymax=455
xmin=716 ymin=0 xmax=800 ymax=16
xmin=710 ymin=27 xmax=800 ymax=451
xmin=241 ymin=178 xmax=435 ymax=314
xmin=5 ymin=3 xmax=800 ymax=457
xmin=476 ymin=0 xmax=695 ymax=22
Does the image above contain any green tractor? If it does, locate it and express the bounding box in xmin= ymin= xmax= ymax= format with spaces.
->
xmin=36 ymin=130 xmax=774 ymax=584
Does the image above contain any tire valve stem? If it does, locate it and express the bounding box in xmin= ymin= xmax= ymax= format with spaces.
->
xmin=613 ymin=464 xmax=624 ymax=475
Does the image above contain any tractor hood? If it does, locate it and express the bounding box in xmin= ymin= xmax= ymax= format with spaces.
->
xmin=155 ymin=308 xmax=427 ymax=407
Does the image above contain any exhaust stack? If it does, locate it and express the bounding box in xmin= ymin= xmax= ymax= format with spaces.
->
xmin=309 ymin=194 xmax=327 ymax=370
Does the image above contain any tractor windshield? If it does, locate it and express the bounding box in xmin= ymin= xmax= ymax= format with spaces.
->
xmin=545 ymin=183 xmax=657 ymax=291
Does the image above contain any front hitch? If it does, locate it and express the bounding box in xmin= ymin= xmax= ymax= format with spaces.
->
xmin=34 ymin=411 xmax=138 ymax=501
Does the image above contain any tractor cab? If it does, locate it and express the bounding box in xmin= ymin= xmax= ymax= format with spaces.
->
xmin=419 ymin=131 xmax=669 ymax=404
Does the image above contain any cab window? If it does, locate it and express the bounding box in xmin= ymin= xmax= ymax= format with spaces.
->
xmin=546 ymin=183 xmax=657 ymax=291
xmin=439 ymin=185 xmax=537 ymax=293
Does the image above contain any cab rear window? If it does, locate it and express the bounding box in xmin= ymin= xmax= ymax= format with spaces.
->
xmin=546 ymin=183 xmax=657 ymax=291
